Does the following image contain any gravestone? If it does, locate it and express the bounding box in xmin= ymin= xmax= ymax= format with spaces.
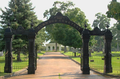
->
xmin=0 ymin=51 xmax=3 ymax=56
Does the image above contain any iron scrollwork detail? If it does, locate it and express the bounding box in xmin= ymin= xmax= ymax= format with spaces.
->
xmin=35 ymin=12 xmax=83 ymax=34
xmin=12 ymin=26 xmax=27 ymax=35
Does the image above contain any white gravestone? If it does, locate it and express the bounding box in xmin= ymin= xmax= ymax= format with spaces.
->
xmin=0 ymin=51 xmax=3 ymax=56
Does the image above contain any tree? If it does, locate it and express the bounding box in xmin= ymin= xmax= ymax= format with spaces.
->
xmin=44 ymin=1 xmax=75 ymax=52
xmin=44 ymin=1 xmax=75 ymax=19
xmin=92 ymin=13 xmax=110 ymax=29
xmin=106 ymin=0 xmax=120 ymax=30
xmin=44 ymin=1 xmax=90 ymax=54
xmin=92 ymin=13 xmax=111 ymax=51
xmin=52 ymin=8 xmax=89 ymax=47
xmin=106 ymin=0 xmax=119 ymax=21
xmin=0 ymin=0 xmax=39 ymax=61
xmin=0 ymin=28 xmax=5 ymax=51
xmin=110 ymin=23 xmax=120 ymax=51
xmin=35 ymin=20 xmax=47 ymax=52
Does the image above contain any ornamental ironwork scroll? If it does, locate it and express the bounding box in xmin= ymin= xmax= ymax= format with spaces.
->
xmin=12 ymin=26 xmax=28 ymax=35
xmin=89 ymin=27 xmax=106 ymax=36
xmin=35 ymin=12 xmax=83 ymax=34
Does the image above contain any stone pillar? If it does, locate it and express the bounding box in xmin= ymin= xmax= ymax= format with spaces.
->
xmin=80 ymin=47 xmax=83 ymax=70
xmin=4 ymin=28 xmax=12 ymax=73
xmin=46 ymin=46 xmax=48 ymax=51
xmin=104 ymin=29 xmax=112 ymax=73
xmin=28 ymin=28 xmax=36 ymax=74
xmin=35 ymin=45 xmax=37 ymax=70
xmin=54 ymin=44 xmax=56 ymax=51
xmin=59 ymin=46 xmax=61 ymax=51
xmin=50 ymin=46 xmax=53 ymax=51
xmin=55 ymin=43 xmax=57 ymax=52
xmin=81 ymin=29 xmax=90 ymax=74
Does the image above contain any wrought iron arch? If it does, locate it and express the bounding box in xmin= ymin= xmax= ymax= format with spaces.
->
xmin=35 ymin=12 xmax=83 ymax=34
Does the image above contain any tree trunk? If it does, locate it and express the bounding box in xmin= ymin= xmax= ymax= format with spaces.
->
xmin=117 ymin=42 xmax=119 ymax=51
xmin=99 ymin=41 xmax=101 ymax=51
xmin=74 ymin=52 xmax=76 ymax=57
xmin=17 ymin=52 xmax=21 ymax=61
xmin=74 ymin=48 xmax=76 ymax=57
xmin=64 ymin=46 xmax=67 ymax=53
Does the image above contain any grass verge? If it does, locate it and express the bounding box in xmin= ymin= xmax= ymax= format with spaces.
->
xmin=62 ymin=51 xmax=120 ymax=76
xmin=0 ymin=51 xmax=45 ymax=76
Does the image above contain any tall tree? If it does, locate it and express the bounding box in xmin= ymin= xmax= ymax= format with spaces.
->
xmin=44 ymin=1 xmax=75 ymax=39
xmin=92 ymin=13 xmax=111 ymax=51
xmin=35 ymin=20 xmax=47 ymax=51
xmin=106 ymin=0 xmax=120 ymax=30
xmin=44 ymin=1 xmax=90 ymax=54
xmin=0 ymin=28 xmax=5 ymax=51
xmin=52 ymin=8 xmax=89 ymax=47
xmin=44 ymin=1 xmax=75 ymax=52
xmin=110 ymin=23 xmax=120 ymax=51
xmin=0 ymin=0 xmax=39 ymax=61
xmin=92 ymin=13 xmax=110 ymax=29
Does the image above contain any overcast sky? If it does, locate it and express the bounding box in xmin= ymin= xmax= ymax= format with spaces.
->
xmin=0 ymin=0 xmax=119 ymax=26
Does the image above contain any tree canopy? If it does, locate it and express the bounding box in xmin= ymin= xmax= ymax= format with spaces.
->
xmin=110 ymin=23 xmax=120 ymax=51
xmin=92 ymin=13 xmax=110 ymax=30
xmin=44 ymin=1 xmax=90 ymax=49
xmin=92 ymin=13 xmax=111 ymax=51
xmin=106 ymin=0 xmax=120 ymax=30
xmin=0 ymin=0 xmax=46 ymax=61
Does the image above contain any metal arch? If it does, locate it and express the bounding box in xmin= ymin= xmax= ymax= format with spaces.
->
xmin=89 ymin=27 xmax=106 ymax=36
xmin=11 ymin=26 xmax=28 ymax=35
xmin=34 ymin=12 xmax=83 ymax=34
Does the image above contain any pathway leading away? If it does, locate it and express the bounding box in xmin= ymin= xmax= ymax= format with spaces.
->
xmin=6 ymin=52 xmax=117 ymax=79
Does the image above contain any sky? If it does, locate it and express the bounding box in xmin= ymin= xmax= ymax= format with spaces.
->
xmin=0 ymin=0 xmax=119 ymax=26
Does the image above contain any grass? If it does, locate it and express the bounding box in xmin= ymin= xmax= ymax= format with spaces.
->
xmin=62 ymin=51 xmax=120 ymax=76
xmin=1 ymin=51 xmax=120 ymax=76
xmin=0 ymin=51 xmax=45 ymax=76
xmin=37 ymin=51 xmax=46 ymax=56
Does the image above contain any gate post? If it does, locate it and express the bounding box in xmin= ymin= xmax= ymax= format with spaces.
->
xmin=28 ymin=28 xmax=36 ymax=74
xmin=4 ymin=27 xmax=12 ymax=73
xmin=81 ymin=26 xmax=90 ymax=74
xmin=104 ymin=27 xmax=112 ymax=73
xmin=35 ymin=44 xmax=37 ymax=70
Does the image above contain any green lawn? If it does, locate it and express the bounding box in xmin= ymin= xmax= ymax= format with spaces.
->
xmin=37 ymin=51 xmax=46 ymax=56
xmin=0 ymin=53 xmax=28 ymax=76
xmin=0 ymin=51 xmax=45 ymax=76
xmin=62 ymin=51 xmax=120 ymax=76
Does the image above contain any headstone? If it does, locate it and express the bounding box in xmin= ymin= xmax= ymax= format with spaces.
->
xmin=72 ymin=48 xmax=77 ymax=53
xmin=102 ymin=58 xmax=105 ymax=60
xmin=71 ymin=47 xmax=73 ymax=52
xmin=78 ymin=48 xmax=81 ymax=53
xmin=90 ymin=60 xmax=94 ymax=62
xmin=0 ymin=51 xmax=3 ymax=56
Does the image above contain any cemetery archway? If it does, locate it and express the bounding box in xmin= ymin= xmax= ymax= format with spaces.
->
xmin=34 ymin=12 xmax=83 ymax=34
xmin=4 ymin=12 xmax=112 ymax=75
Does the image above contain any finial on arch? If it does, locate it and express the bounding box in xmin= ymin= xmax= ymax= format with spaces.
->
xmin=84 ymin=22 xmax=87 ymax=29
xmin=7 ymin=22 xmax=11 ymax=28
xmin=106 ymin=25 xmax=110 ymax=29
xmin=31 ymin=20 xmax=34 ymax=28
